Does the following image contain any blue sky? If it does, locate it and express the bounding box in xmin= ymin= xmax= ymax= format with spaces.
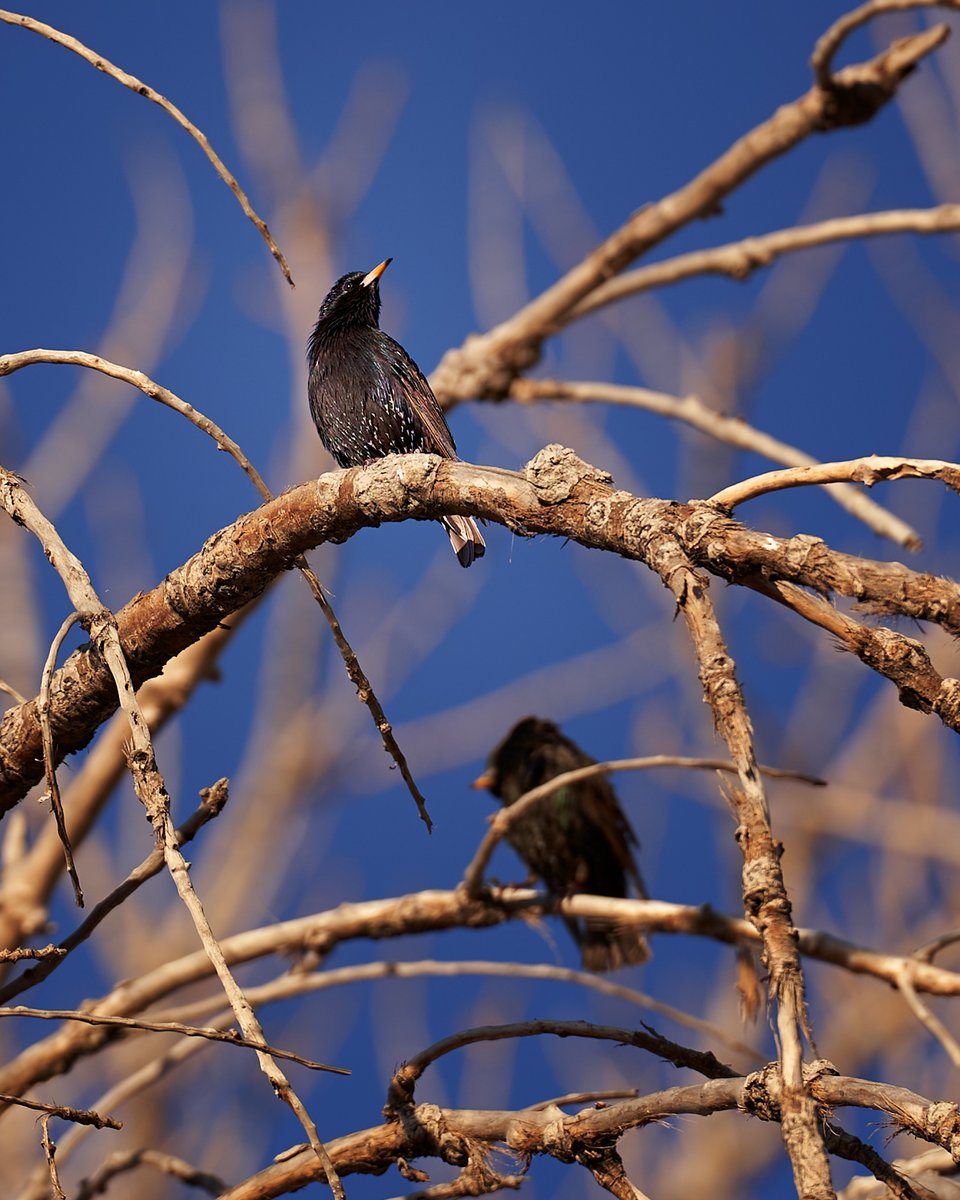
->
xmin=3 ymin=3 xmax=960 ymax=1196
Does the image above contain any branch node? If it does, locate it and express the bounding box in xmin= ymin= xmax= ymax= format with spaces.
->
xmin=524 ymin=444 xmax=612 ymax=505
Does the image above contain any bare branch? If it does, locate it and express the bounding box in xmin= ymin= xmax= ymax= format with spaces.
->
xmin=710 ymin=454 xmax=960 ymax=511
xmin=511 ymin=379 xmax=921 ymax=547
xmin=35 ymin=610 xmax=83 ymax=906
xmin=0 ymin=348 xmax=431 ymax=830
xmin=0 ymin=781 xmax=228 ymax=1005
xmin=0 ymin=1004 xmax=348 ymax=1074
xmin=431 ymin=21 xmax=949 ymax=405
xmin=0 ymin=10 xmax=294 ymax=284
xmin=568 ymin=205 xmax=960 ymax=317
xmin=1 ymin=1094 xmax=121 ymax=1130
xmin=74 ymin=1149 xmax=226 ymax=1200
xmin=461 ymin=754 xmax=823 ymax=897
xmin=811 ymin=0 xmax=959 ymax=86
xmin=2 ymin=446 xmax=960 ymax=811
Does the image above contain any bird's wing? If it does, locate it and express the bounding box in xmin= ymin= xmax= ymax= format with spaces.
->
xmin=384 ymin=338 xmax=459 ymax=459
xmin=581 ymin=776 xmax=647 ymax=898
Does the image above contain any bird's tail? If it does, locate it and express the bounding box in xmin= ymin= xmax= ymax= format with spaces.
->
xmin=576 ymin=921 xmax=650 ymax=973
xmin=442 ymin=516 xmax=486 ymax=568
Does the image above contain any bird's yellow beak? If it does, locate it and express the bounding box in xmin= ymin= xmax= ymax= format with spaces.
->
xmin=361 ymin=258 xmax=392 ymax=287
xmin=471 ymin=770 xmax=496 ymax=791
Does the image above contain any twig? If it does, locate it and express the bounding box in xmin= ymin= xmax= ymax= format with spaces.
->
xmin=568 ymin=205 xmax=960 ymax=319
xmin=822 ymin=1124 xmax=938 ymax=1200
xmin=811 ymin=0 xmax=960 ymax=86
xmin=530 ymin=1089 xmax=639 ymax=1110
xmin=838 ymin=1150 xmax=956 ymax=1200
xmin=0 ymin=348 xmax=431 ymax=831
xmin=2 ymin=1094 xmax=120 ymax=1129
xmin=511 ymin=378 xmax=919 ymax=547
xmin=0 ymin=781 xmax=229 ymax=1005
xmin=0 ymin=10 xmax=294 ymax=285
xmin=709 ymin=454 xmax=960 ymax=511
xmin=895 ymin=966 xmax=960 ymax=1068
xmin=0 ymin=470 xmax=346 ymax=1198
xmin=0 ymin=1005 xmax=348 ymax=1074
xmin=35 ymin=611 xmax=83 ymax=906
xmin=386 ymin=1018 xmax=739 ymax=1115
xmin=912 ymin=929 xmax=960 ymax=963
xmin=430 ymin=19 xmax=949 ymax=405
xmin=461 ymin=754 xmax=824 ymax=897
xmin=0 ymin=677 xmax=26 ymax=705
xmin=0 ymin=945 xmax=64 ymax=964
xmin=74 ymin=1149 xmax=226 ymax=1200
xmin=158 ymin=958 xmax=766 ymax=1067
xmin=39 ymin=1115 xmax=66 ymax=1200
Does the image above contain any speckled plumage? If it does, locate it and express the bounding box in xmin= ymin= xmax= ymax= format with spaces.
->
xmin=307 ymin=261 xmax=485 ymax=567
xmin=475 ymin=716 xmax=649 ymax=972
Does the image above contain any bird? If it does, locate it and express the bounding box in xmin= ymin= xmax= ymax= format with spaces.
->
xmin=307 ymin=258 xmax=485 ymax=567
xmin=473 ymin=716 xmax=649 ymax=972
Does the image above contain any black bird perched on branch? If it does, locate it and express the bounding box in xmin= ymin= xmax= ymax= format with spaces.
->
xmin=473 ymin=716 xmax=649 ymax=972
xmin=307 ymin=259 xmax=485 ymax=567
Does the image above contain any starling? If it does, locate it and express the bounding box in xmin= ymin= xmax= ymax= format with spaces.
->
xmin=307 ymin=259 xmax=485 ymax=567
xmin=473 ymin=716 xmax=649 ymax=972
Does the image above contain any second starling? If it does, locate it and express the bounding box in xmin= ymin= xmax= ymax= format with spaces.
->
xmin=307 ymin=259 xmax=485 ymax=567
xmin=473 ymin=716 xmax=650 ymax=972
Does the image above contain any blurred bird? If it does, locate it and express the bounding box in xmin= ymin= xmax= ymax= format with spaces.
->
xmin=473 ymin=716 xmax=649 ymax=972
xmin=307 ymin=258 xmax=485 ymax=567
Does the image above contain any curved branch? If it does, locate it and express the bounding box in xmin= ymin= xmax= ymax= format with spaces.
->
xmin=430 ymin=22 xmax=949 ymax=405
xmin=811 ymin=0 xmax=959 ymax=86
xmin=567 ymin=205 xmax=960 ymax=318
xmin=710 ymin=454 xmax=960 ymax=510
xmin=511 ymin=379 xmax=921 ymax=547
xmin=461 ymin=754 xmax=823 ymax=897
xmin=223 ymin=1068 xmax=960 ymax=1200
xmin=2 ymin=446 xmax=959 ymax=811
xmin=0 ymin=348 xmax=431 ymax=830
xmin=3 ymin=887 xmax=959 ymax=1108
xmin=0 ymin=10 xmax=294 ymax=285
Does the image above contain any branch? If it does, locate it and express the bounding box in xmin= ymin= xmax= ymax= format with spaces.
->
xmin=709 ymin=454 xmax=960 ymax=511
xmin=811 ymin=0 xmax=959 ymax=87
xmin=511 ymin=379 xmax=920 ymax=547
xmin=461 ymin=754 xmax=823 ymax=897
xmin=2 ymin=445 xmax=960 ymax=810
xmin=0 ymin=348 xmax=431 ymax=830
xmin=222 ymin=1068 xmax=960 ymax=1199
xmin=430 ymin=20 xmax=949 ymax=405
xmin=0 ymin=1005 xmax=348 ymax=1074
xmin=0 ymin=781 xmax=229 ymax=1005
xmin=0 ymin=10 xmax=294 ymax=284
xmin=73 ymin=1149 xmax=226 ymax=1200
xmin=6 ymin=888 xmax=959 ymax=1108
xmin=567 ymin=205 xmax=960 ymax=318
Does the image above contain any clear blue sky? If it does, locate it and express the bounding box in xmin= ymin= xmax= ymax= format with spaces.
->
xmin=3 ymin=4 xmax=960 ymax=1195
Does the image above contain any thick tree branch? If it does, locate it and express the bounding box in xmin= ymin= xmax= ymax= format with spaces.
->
xmin=429 ymin=23 xmax=948 ymax=405
xmin=3 ymin=887 xmax=959 ymax=1108
xmin=221 ymin=1068 xmax=960 ymax=1200
xmin=510 ymin=379 xmax=920 ymax=547
xmin=2 ymin=447 xmax=958 ymax=812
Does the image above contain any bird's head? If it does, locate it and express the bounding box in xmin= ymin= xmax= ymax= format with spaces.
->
xmin=314 ymin=258 xmax=392 ymax=331
xmin=472 ymin=716 xmax=562 ymax=803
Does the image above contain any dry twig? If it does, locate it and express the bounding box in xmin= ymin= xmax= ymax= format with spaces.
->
xmin=0 ymin=10 xmax=293 ymax=284
xmin=0 ymin=348 xmax=431 ymax=830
